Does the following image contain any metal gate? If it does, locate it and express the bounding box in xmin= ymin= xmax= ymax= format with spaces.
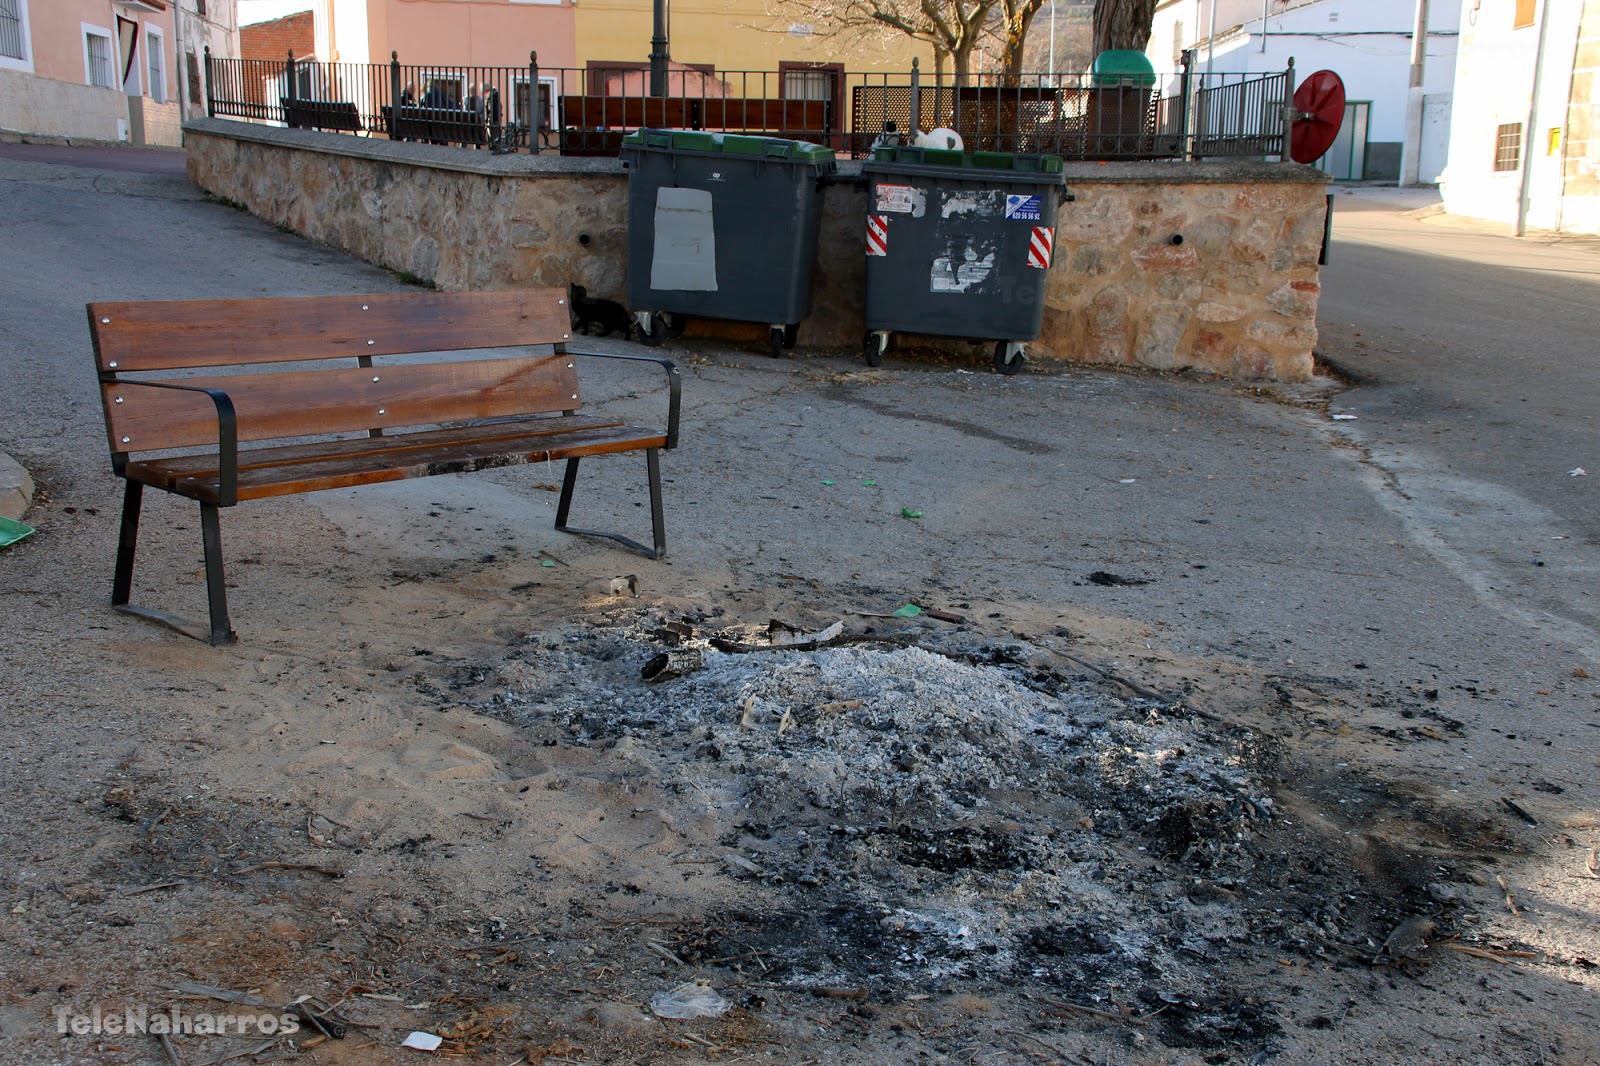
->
xmin=1315 ymin=100 xmax=1370 ymax=181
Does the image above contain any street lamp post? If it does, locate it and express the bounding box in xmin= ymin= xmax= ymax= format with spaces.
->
xmin=650 ymin=0 xmax=669 ymax=97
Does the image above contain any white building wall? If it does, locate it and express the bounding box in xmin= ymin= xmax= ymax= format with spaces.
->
xmin=174 ymin=1 xmax=243 ymax=125
xmin=1439 ymin=0 xmax=1583 ymax=231
xmin=1148 ymin=0 xmax=1461 ymax=179
xmin=0 ymin=67 xmax=129 ymax=141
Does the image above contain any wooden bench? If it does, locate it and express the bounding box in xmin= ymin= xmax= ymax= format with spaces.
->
xmin=381 ymin=104 xmax=488 ymax=146
xmin=88 ymin=288 xmax=681 ymax=646
xmin=282 ymin=98 xmax=364 ymax=133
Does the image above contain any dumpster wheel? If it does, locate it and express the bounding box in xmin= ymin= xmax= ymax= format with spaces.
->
xmin=864 ymin=330 xmax=890 ymax=368
xmin=768 ymin=324 xmax=798 ymax=358
xmin=635 ymin=311 xmax=666 ymax=348
xmin=662 ymin=312 xmax=689 ymax=339
xmin=994 ymin=341 xmax=1027 ymax=376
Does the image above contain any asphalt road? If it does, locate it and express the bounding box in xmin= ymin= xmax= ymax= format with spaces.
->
xmin=1318 ymin=186 xmax=1600 ymax=664
xmin=3 ymin=147 xmax=1600 ymax=1066
xmin=1 ymin=147 xmax=1596 ymax=791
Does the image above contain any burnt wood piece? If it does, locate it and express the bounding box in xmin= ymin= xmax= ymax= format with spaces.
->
xmin=281 ymin=98 xmax=364 ymax=133
xmin=88 ymin=287 xmax=681 ymax=646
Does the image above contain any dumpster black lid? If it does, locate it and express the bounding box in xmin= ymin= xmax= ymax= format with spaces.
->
xmin=868 ymin=145 xmax=1065 ymax=175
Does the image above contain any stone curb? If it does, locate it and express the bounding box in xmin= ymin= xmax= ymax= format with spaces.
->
xmin=0 ymin=452 xmax=35 ymax=521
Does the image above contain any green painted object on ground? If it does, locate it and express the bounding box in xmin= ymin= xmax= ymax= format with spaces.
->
xmin=0 ymin=516 xmax=35 ymax=548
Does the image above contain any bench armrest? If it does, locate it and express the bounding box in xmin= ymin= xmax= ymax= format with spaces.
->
xmin=112 ymin=380 xmax=239 ymax=506
xmin=564 ymin=347 xmax=681 ymax=451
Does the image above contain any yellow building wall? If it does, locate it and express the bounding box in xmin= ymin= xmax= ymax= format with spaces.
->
xmin=573 ymin=2 xmax=928 ymax=79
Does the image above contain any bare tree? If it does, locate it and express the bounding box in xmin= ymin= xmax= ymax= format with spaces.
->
xmin=1091 ymin=0 xmax=1156 ymax=53
xmin=994 ymin=0 xmax=1050 ymax=77
xmin=775 ymin=0 xmax=996 ymax=81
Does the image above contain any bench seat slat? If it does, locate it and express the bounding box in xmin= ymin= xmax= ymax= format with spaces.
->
xmin=90 ymin=289 xmax=572 ymax=371
xmin=103 ymin=353 xmax=583 ymax=452
xmin=131 ymin=414 xmax=627 ymax=479
xmin=127 ymin=421 xmax=667 ymax=503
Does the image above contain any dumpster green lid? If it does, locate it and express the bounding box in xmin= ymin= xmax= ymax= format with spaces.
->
xmin=1091 ymin=49 xmax=1157 ymax=88
xmin=869 ymin=145 xmax=1063 ymax=173
xmin=623 ymin=128 xmax=835 ymax=162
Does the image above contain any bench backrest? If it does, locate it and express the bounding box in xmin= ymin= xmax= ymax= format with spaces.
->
xmin=89 ymin=288 xmax=579 ymax=454
xmin=558 ymin=96 xmax=830 ymax=135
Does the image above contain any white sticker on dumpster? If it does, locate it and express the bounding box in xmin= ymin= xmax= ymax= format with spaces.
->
xmin=875 ymin=183 xmax=925 ymax=217
xmin=930 ymin=240 xmax=996 ymax=293
xmin=651 ymin=187 xmax=718 ymax=292
xmin=1005 ymin=194 xmax=1042 ymax=220
xmin=939 ymin=190 xmax=1005 ymax=219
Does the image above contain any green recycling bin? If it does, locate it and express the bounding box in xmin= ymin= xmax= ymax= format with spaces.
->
xmin=620 ymin=129 xmax=837 ymax=355
xmin=862 ymin=145 xmax=1069 ymax=374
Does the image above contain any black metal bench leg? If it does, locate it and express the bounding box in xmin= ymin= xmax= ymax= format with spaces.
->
xmin=199 ymin=502 xmax=237 ymax=646
xmin=552 ymin=452 xmax=666 ymax=560
xmin=646 ymin=447 xmax=666 ymax=559
xmin=111 ymin=484 xmax=237 ymax=645
xmin=554 ymin=455 xmax=581 ymax=531
xmin=112 ymin=479 xmax=143 ymax=608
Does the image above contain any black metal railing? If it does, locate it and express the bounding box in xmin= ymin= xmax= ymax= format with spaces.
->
xmin=204 ymin=47 xmax=1293 ymax=162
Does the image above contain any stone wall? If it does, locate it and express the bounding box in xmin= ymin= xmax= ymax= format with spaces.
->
xmin=185 ymin=119 xmax=1328 ymax=380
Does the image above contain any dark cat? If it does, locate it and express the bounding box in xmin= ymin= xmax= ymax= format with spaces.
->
xmin=569 ymin=284 xmax=634 ymax=339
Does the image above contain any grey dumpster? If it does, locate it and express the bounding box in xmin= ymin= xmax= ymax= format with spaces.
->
xmin=620 ymin=129 xmax=837 ymax=355
xmin=862 ymin=146 xmax=1068 ymax=374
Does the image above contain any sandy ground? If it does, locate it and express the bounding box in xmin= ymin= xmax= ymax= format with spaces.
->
xmin=2 ymin=154 xmax=1599 ymax=1066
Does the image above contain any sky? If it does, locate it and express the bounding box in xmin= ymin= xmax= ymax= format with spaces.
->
xmin=239 ymin=0 xmax=315 ymax=27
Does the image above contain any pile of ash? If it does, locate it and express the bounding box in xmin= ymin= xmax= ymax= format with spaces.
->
xmin=482 ymin=611 xmax=1301 ymax=1047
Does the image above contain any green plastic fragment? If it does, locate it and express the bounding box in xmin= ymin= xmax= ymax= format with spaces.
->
xmin=541 ymin=559 xmax=557 ymax=568
xmin=861 ymin=479 xmax=876 ymax=486
xmin=0 ymin=516 xmax=34 ymax=548
xmin=901 ymin=507 xmax=923 ymax=519
xmin=892 ymin=604 xmax=923 ymax=618
xmin=821 ymin=479 xmax=836 ymax=486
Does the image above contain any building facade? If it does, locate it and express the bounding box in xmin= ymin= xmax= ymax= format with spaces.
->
xmin=1439 ymin=0 xmax=1599 ymax=235
xmin=1146 ymin=0 xmax=1461 ymax=181
xmin=0 ymin=0 xmax=235 ymax=146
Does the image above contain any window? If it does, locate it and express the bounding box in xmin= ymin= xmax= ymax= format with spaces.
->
xmin=1514 ymin=0 xmax=1536 ymax=28
xmin=1494 ymin=122 xmax=1522 ymax=171
xmin=0 ymin=0 xmax=30 ymax=71
xmin=84 ymin=25 xmax=114 ymax=88
xmin=1172 ymin=21 xmax=1185 ymax=67
xmin=511 ymin=75 xmax=557 ymax=131
xmin=147 ymin=27 xmax=165 ymax=103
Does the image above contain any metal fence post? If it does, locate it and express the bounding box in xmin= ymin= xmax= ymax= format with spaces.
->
xmin=284 ymin=50 xmax=298 ymax=127
xmin=909 ymin=57 xmax=920 ymax=136
xmin=204 ymin=45 xmax=215 ymax=118
xmin=1282 ymin=55 xmax=1296 ymax=163
xmin=529 ymin=50 xmax=540 ymax=151
xmin=1178 ymin=47 xmax=1193 ymax=161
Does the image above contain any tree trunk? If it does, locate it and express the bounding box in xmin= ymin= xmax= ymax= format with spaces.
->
xmin=1000 ymin=3 xmax=1042 ymax=78
xmin=1092 ymin=0 xmax=1157 ymax=54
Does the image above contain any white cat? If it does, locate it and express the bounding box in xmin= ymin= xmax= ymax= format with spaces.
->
xmin=914 ymin=127 xmax=964 ymax=151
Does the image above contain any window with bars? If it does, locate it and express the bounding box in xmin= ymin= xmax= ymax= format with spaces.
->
xmin=782 ymin=69 xmax=833 ymax=102
xmin=0 ymin=0 xmax=25 ymax=62
xmin=85 ymin=27 xmax=114 ymax=88
xmin=1494 ymin=122 xmax=1522 ymax=171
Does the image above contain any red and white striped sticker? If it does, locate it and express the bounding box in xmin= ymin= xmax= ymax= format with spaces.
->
xmin=866 ymin=214 xmax=889 ymax=257
xmin=1027 ymin=226 xmax=1054 ymax=268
